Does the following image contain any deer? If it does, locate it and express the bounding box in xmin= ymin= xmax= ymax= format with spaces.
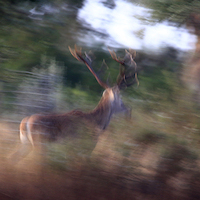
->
xmin=13 ymin=46 xmax=138 ymax=161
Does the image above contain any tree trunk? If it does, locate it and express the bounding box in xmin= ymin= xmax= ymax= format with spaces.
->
xmin=182 ymin=14 xmax=200 ymax=103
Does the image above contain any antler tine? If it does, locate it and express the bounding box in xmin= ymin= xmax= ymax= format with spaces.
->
xmin=108 ymin=48 xmax=125 ymax=86
xmin=116 ymin=65 xmax=125 ymax=86
xmin=126 ymin=49 xmax=136 ymax=59
xmin=69 ymin=46 xmax=79 ymax=61
xmin=108 ymin=49 xmax=124 ymax=65
xmin=69 ymin=45 xmax=109 ymax=89
xmin=125 ymin=49 xmax=139 ymax=86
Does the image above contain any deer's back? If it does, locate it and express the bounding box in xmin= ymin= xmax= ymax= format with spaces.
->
xmin=24 ymin=110 xmax=96 ymax=142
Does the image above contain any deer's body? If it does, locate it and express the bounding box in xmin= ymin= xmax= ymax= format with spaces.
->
xmin=16 ymin=46 xmax=137 ymax=158
xmin=20 ymin=87 xmax=129 ymax=146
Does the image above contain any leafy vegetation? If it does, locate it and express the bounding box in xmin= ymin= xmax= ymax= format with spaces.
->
xmin=140 ymin=0 xmax=200 ymax=25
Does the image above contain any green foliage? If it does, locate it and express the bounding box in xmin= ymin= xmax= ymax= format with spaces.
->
xmin=0 ymin=0 xmax=84 ymax=72
xmin=141 ymin=0 xmax=200 ymax=26
xmin=61 ymin=87 xmax=99 ymax=111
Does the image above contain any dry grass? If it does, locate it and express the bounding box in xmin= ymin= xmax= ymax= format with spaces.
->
xmin=0 ymin=101 xmax=200 ymax=200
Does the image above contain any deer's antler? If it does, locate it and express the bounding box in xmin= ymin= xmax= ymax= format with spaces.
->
xmin=69 ymin=45 xmax=109 ymax=89
xmin=109 ymin=48 xmax=139 ymax=89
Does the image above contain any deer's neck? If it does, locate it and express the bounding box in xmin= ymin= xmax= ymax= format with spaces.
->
xmin=89 ymin=97 xmax=113 ymax=130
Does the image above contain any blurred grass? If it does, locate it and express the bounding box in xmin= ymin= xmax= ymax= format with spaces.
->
xmin=0 ymin=36 xmax=199 ymax=199
xmin=43 ymin=72 xmax=200 ymax=177
xmin=1 ymin=64 xmax=200 ymax=199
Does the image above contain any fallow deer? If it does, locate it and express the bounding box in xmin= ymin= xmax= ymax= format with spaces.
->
xmin=17 ymin=46 xmax=138 ymax=157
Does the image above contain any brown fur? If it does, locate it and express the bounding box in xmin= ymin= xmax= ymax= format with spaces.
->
xmin=19 ymin=87 xmax=129 ymax=147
